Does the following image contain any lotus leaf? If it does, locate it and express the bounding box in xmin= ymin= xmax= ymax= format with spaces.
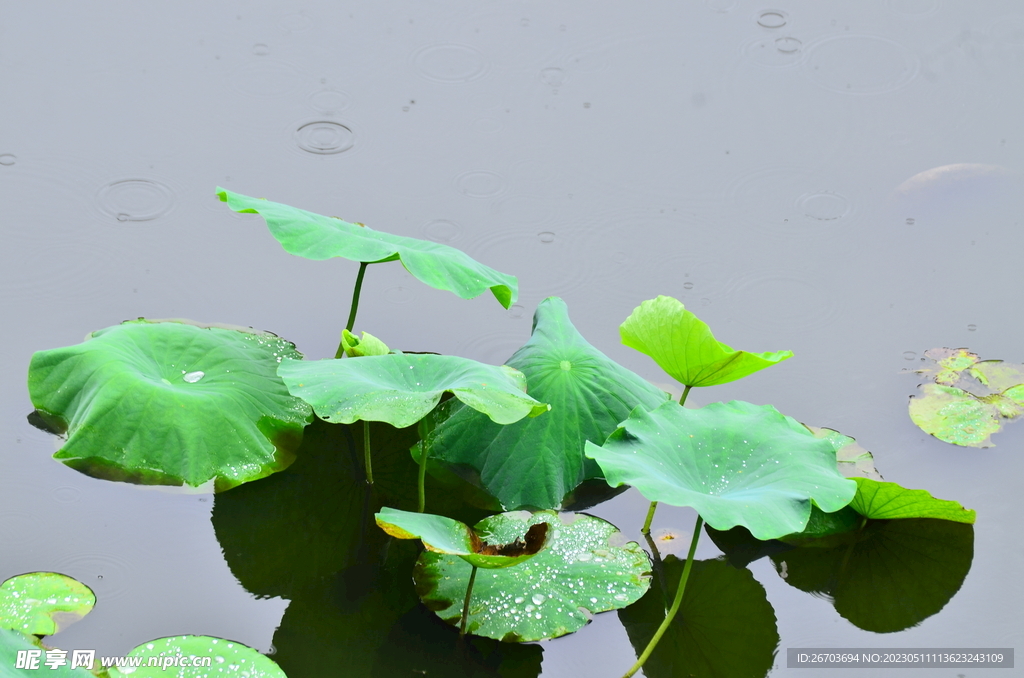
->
xmin=414 ymin=511 xmax=651 ymax=641
xmin=850 ymin=478 xmax=976 ymax=523
xmin=107 ymin=635 xmax=286 ymax=678
xmin=27 ymin=320 xmax=313 ymax=491
xmin=0 ymin=628 xmax=96 ymax=677
xmin=585 ymin=400 xmax=857 ymax=540
xmin=376 ymin=507 xmax=549 ymax=569
xmin=279 ymin=353 xmax=548 ymax=429
xmin=771 ymin=518 xmax=974 ymax=633
xmin=340 ymin=329 xmax=390 ymax=357
xmin=619 ymin=296 xmax=792 ymax=388
xmin=217 ymin=188 xmax=517 ymax=308
xmin=908 ymin=348 xmax=1024 ymax=446
xmin=618 ymin=558 xmax=778 ymax=678
xmin=0 ymin=573 xmax=95 ymax=636
xmin=424 ymin=297 xmax=670 ymax=510
xmin=808 ymin=426 xmax=883 ymax=480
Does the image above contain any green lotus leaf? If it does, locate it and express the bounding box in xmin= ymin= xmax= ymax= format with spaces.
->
xmin=217 ymin=188 xmax=517 ymax=308
xmin=0 ymin=628 xmax=98 ymax=677
xmin=107 ymin=636 xmax=286 ymax=678
xmin=279 ymin=353 xmax=548 ymax=429
xmin=619 ymin=295 xmax=792 ymax=388
xmin=850 ymin=478 xmax=976 ymax=522
xmin=0 ymin=573 xmax=95 ymax=636
xmin=423 ymin=297 xmax=670 ymax=510
xmin=618 ymin=558 xmax=778 ymax=678
xmin=340 ymin=329 xmax=390 ymax=357
xmin=771 ymin=518 xmax=974 ymax=633
xmin=807 ymin=426 xmax=884 ymax=480
xmin=414 ymin=511 xmax=651 ymax=642
xmin=908 ymin=348 xmax=1024 ymax=446
xmin=27 ymin=320 xmax=313 ymax=491
xmin=908 ymin=383 xmax=1018 ymax=447
xmin=376 ymin=507 xmax=549 ymax=569
xmin=585 ymin=400 xmax=857 ymax=540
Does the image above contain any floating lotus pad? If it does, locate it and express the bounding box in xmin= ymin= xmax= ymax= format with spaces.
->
xmin=908 ymin=348 xmax=1024 ymax=447
xmin=279 ymin=353 xmax=548 ymax=429
xmin=217 ymin=188 xmax=517 ymax=308
xmin=376 ymin=507 xmax=549 ymax=569
xmin=619 ymin=296 xmax=792 ymax=388
xmin=414 ymin=511 xmax=651 ymax=642
xmin=0 ymin=572 xmax=95 ymax=636
xmin=424 ymin=297 xmax=670 ymax=510
xmin=107 ymin=635 xmax=286 ymax=678
xmin=27 ymin=320 xmax=313 ymax=491
xmin=0 ymin=628 xmax=96 ymax=676
xmin=585 ymin=400 xmax=857 ymax=540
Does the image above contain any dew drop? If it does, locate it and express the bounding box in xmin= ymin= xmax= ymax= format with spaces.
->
xmin=531 ymin=593 xmax=545 ymax=605
xmin=183 ymin=371 xmax=205 ymax=383
xmin=514 ymin=596 xmax=525 ymax=604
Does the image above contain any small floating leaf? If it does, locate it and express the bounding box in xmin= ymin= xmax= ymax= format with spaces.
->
xmin=808 ymin=426 xmax=884 ymax=480
xmin=585 ymin=400 xmax=856 ymax=540
xmin=908 ymin=348 xmax=1024 ymax=447
xmin=414 ymin=511 xmax=651 ymax=641
xmin=850 ymin=478 xmax=976 ymax=523
xmin=340 ymin=329 xmax=390 ymax=357
xmin=27 ymin=320 xmax=313 ymax=491
xmin=376 ymin=507 xmax=549 ymax=569
xmin=108 ymin=635 xmax=287 ymax=678
xmin=218 ymin=188 xmax=518 ymax=308
xmin=424 ymin=297 xmax=670 ymax=510
xmin=279 ymin=353 xmax=548 ymax=429
xmin=0 ymin=573 xmax=95 ymax=636
xmin=619 ymin=295 xmax=792 ymax=387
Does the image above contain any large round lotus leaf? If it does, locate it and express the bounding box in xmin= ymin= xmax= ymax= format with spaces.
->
xmin=279 ymin=353 xmax=548 ymax=429
xmin=0 ymin=628 xmax=96 ymax=677
xmin=618 ymin=558 xmax=778 ymax=678
xmin=619 ymin=296 xmax=792 ymax=388
xmin=217 ymin=188 xmax=517 ymax=308
xmin=585 ymin=400 xmax=857 ymax=540
xmin=0 ymin=572 xmax=95 ymax=636
xmin=107 ymin=636 xmax=286 ymax=678
xmin=771 ymin=518 xmax=974 ymax=633
xmin=27 ymin=320 xmax=313 ymax=491
xmin=414 ymin=511 xmax=651 ymax=642
xmin=375 ymin=507 xmax=549 ymax=569
xmin=424 ymin=297 xmax=670 ymax=510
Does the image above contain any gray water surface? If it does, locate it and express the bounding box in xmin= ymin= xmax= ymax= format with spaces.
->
xmin=2 ymin=2 xmax=1022 ymax=676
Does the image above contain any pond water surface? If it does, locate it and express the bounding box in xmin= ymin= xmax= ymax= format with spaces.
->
xmin=2 ymin=2 xmax=1022 ymax=676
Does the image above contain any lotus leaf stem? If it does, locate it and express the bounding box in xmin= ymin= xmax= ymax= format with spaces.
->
xmin=459 ymin=565 xmax=479 ymax=637
xmin=363 ymin=419 xmax=374 ymax=485
xmin=336 ymin=261 xmax=370 ymax=358
xmin=622 ymin=514 xmax=704 ymax=678
xmin=642 ymin=386 xmax=694 ymax=534
xmin=679 ymin=384 xmax=692 ymax=406
xmin=417 ymin=441 xmax=429 ymax=513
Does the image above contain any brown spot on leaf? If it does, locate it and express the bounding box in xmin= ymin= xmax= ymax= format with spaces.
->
xmin=470 ymin=523 xmax=549 ymax=557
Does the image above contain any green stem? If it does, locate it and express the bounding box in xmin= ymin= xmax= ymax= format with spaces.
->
xmin=641 ymin=500 xmax=658 ymax=535
xmin=679 ymin=384 xmax=692 ymax=406
xmin=335 ymin=261 xmax=369 ymax=358
xmin=622 ymin=515 xmax=704 ymax=678
xmin=418 ymin=439 xmax=429 ymax=513
xmin=363 ymin=420 xmax=374 ymax=485
xmin=459 ymin=565 xmax=479 ymax=637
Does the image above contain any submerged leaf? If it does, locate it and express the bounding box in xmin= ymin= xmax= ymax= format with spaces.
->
xmin=279 ymin=353 xmax=548 ymax=429
xmin=376 ymin=507 xmax=549 ymax=569
xmin=415 ymin=511 xmax=650 ymax=642
xmin=425 ymin=297 xmax=670 ymax=510
xmin=585 ymin=400 xmax=856 ymax=540
xmin=27 ymin=320 xmax=313 ymax=491
xmin=619 ymin=295 xmax=792 ymax=387
xmin=0 ymin=573 xmax=95 ymax=636
xmin=218 ymin=188 xmax=517 ymax=308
